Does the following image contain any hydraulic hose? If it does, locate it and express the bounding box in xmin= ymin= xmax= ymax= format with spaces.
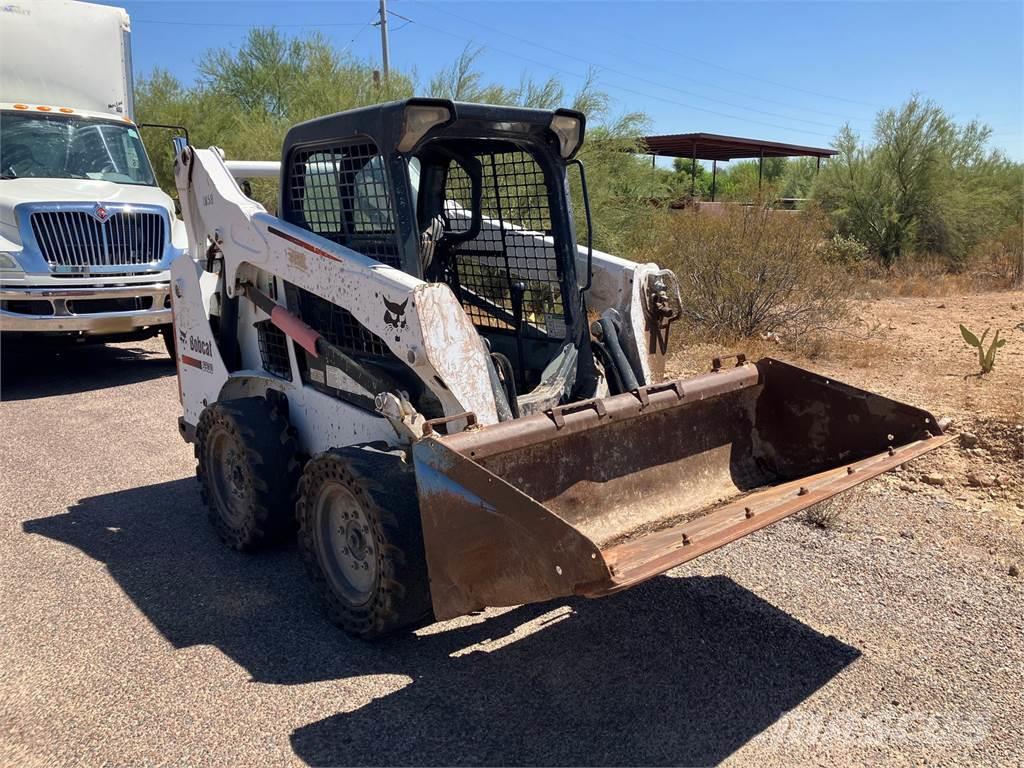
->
xmin=598 ymin=316 xmax=639 ymax=391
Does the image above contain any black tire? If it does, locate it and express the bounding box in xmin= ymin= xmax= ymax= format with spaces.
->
xmin=296 ymin=447 xmax=433 ymax=639
xmin=161 ymin=324 xmax=176 ymax=359
xmin=195 ymin=396 xmax=300 ymax=550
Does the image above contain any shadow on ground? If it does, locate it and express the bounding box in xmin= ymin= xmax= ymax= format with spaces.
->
xmin=24 ymin=479 xmax=860 ymax=766
xmin=0 ymin=339 xmax=173 ymax=400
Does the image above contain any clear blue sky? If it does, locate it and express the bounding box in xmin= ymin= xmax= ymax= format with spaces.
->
xmin=108 ymin=0 xmax=1023 ymax=159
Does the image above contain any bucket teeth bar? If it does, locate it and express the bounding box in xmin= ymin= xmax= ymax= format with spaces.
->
xmin=588 ymin=433 xmax=951 ymax=595
xmin=414 ymin=357 xmax=951 ymax=621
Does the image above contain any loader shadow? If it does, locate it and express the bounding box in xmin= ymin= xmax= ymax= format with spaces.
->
xmin=0 ymin=338 xmax=173 ymax=400
xmin=24 ymin=478 xmax=860 ymax=766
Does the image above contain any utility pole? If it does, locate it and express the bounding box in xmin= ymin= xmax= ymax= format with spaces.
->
xmin=377 ymin=0 xmax=390 ymax=80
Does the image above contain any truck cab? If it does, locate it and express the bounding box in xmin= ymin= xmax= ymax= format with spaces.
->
xmin=0 ymin=1 xmax=186 ymax=350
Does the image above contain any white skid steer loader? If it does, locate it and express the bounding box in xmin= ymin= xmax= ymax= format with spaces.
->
xmin=170 ymin=100 xmax=951 ymax=639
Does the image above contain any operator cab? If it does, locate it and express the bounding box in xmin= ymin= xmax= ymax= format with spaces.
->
xmin=280 ymin=99 xmax=598 ymax=418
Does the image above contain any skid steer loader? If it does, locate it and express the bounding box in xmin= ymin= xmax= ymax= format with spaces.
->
xmin=169 ymin=99 xmax=951 ymax=639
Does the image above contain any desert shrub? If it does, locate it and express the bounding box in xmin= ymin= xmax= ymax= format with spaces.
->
xmin=821 ymin=233 xmax=871 ymax=265
xmin=814 ymin=96 xmax=1023 ymax=268
xmin=803 ymin=499 xmax=844 ymax=529
xmin=966 ymin=223 xmax=1024 ymax=289
xmin=891 ymin=251 xmax=953 ymax=279
xmin=646 ymin=206 xmax=854 ymax=339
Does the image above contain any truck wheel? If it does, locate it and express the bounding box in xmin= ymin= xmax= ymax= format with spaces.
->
xmin=195 ymin=396 xmax=300 ymax=550
xmin=161 ymin=325 xmax=176 ymax=359
xmin=296 ymin=448 xmax=433 ymax=639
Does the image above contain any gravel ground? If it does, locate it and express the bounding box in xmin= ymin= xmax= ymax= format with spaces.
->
xmin=1 ymin=337 xmax=1022 ymax=767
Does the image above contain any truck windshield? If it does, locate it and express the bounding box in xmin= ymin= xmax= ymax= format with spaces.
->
xmin=0 ymin=112 xmax=156 ymax=185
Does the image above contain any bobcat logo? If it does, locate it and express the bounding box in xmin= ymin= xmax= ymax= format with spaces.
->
xmin=383 ymin=296 xmax=408 ymax=339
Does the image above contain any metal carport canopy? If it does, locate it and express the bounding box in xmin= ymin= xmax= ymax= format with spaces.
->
xmin=642 ymin=132 xmax=837 ymax=162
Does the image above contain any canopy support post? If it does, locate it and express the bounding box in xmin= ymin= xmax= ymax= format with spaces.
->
xmin=690 ymin=143 xmax=697 ymax=196
xmin=711 ymin=159 xmax=717 ymax=202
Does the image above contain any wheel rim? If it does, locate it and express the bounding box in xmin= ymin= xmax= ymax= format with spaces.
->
xmin=207 ymin=427 xmax=249 ymax=527
xmin=315 ymin=481 xmax=378 ymax=605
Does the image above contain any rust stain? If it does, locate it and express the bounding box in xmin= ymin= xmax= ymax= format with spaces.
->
xmin=415 ymin=357 xmax=953 ymax=621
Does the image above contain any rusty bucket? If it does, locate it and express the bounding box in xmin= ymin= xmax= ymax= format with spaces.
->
xmin=413 ymin=358 xmax=952 ymax=621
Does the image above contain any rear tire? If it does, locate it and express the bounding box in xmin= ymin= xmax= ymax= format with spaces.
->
xmin=196 ymin=396 xmax=300 ymax=550
xmin=296 ymin=448 xmax=433 ymax=639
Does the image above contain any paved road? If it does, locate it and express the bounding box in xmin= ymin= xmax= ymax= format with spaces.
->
xmin=2 ymin=338 xmax=1021 ymax=766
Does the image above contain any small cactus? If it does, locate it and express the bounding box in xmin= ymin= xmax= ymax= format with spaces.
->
xmin=960 ymin=324 xmax=1007 ymax=374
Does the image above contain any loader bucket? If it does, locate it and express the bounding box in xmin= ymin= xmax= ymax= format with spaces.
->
xmin=413 ymin=358 xmax=952 ymax=620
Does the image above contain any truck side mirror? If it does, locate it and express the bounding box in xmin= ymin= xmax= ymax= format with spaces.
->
xmin=172 ymin=135 xmax=189 ymax=159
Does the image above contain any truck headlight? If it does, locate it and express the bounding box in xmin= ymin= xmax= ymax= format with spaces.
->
xmin=0 ymin=252 xmax=23 ymax=273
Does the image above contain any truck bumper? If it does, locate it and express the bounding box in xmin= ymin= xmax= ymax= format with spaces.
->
xmin=0 ymin=282 xmax=171 ymax=335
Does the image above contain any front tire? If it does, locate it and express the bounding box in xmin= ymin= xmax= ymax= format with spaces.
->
xmin=161 ymin=324 xmax=176 ymax=359
xmin=297 ymin=448 xmax=433 ymax=639
xmin=195 ymin=396 xmax=300 ymax=550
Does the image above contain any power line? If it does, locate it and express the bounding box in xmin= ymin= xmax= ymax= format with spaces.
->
xmin=339 ymin=16 xmax=380 ymax=56
xmin=133 ymin=19 xmax=367 ymax=28
xmin=403 ymin=4 xmax=843 ymax=138
xmin=543 ymin=22 xmax=874 ymax=124
xmin=404 ymin=5 xmax=837 ymax=139
xmin=621 ymin=32 xmax=881 ymax=110
xmin=416 ymin=0 xmax=852 ymax=133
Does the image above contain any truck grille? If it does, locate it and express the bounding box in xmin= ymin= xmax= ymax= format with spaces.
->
xmin=30 ymin=210 xmax=165 ymax=269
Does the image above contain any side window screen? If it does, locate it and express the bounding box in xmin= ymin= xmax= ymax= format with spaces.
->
xmin=286 ymin=140 xmax=400 ymax=267
xmin=441 ymin=151 xmax=566 ymax=339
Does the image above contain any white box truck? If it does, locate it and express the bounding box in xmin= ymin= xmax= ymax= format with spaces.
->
xmin=0 ymin=0 xmax=187 ymax=353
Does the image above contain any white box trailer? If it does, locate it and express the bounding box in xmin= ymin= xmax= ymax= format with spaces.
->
xmin=1 ymin=0 xmax=135 ymax=119
xmin=0 ymin=0 xmax=187 ymax=351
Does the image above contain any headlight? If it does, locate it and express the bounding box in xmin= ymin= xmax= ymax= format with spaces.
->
xmin=550 ymin=112 xmax=585 ymax=159
xmin=0 ymin=252 xmax=23 ymax=272
xmin=397 ymin=103 xmax=453 ymax=153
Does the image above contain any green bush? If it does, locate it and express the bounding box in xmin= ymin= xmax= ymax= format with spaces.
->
xmin=814 ymin=96 xmax=1024 ymax=268
xmin=821 ymin=233 xmax=871 ymax=265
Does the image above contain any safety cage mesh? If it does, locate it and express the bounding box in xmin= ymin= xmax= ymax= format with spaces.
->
xmin=442 ymin=151 xmax=566 ymax=339
xmin=255 ymin=319 xmax=292 ymax=380
xmin=285 ymin=283 xmax=389 ymax=358
xmin=286 ymin=140 xmax=401 ymax=268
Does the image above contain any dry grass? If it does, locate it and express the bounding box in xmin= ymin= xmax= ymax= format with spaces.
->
xmin=849 ymin=226 xmax=1023 ymax=298
xmin=803 ymin=498 xmax=844 ymax=529
xmin=966 ymin=223 xmax=1023 ymax=290
xmin=798 ymin=332 xmax=892 ymax=368
xmin=802 ymin=484 xmax=871 ymax=530
xmin=645 ymin=206 xmax=855 ymax=339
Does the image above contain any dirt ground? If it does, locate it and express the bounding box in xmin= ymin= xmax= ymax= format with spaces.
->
xmin=668 ymin=289 xmax=1024 ymax=522
xmin=1 ymin=289 xmax=1022 ymax=767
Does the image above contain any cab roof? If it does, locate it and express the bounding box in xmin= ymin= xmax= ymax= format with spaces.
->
xmin=282 ymin=98 xmax=585 ymax=160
